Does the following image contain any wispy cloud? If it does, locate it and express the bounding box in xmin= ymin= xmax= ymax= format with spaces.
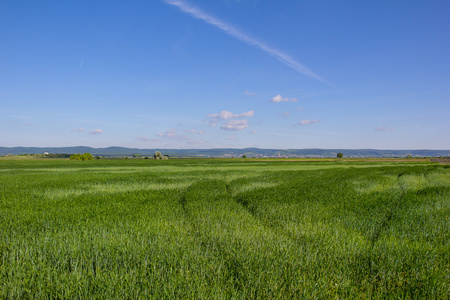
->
xmin=163 ymin=0 xmax=327 ymax=83
xmin=136 ymin=136 xmax=150 ymax=142
xmin=157 ymin=129 xmax=177 ymax=138
xmin=137 ymin=136 xmax=163 ymax=142
xmin=71 ymin=127 xmax=84 ymax=132
xmin=207 ymin=110 xmax=254 ymax=120
xmin=244 ymin=90 xmax=255 ymax=96
xmin=221 ymin=119 xmax=249 ymax=131
xmin=271 ymin=95 xmax=298 ymax=103
xmin=156 ymin=128 xmax=206 ymax=146
xmin=89 ymin=129 xmax=103 ymax=135
xmin=375 ymin=126 xmax=394 ymax=132
xmin=239 ymin=110 xmax=255 ymax=117
xmin=184 ymin=129 xmax=206 ymax=134
xmin=297 ymin=119 xmax=319 ymax=126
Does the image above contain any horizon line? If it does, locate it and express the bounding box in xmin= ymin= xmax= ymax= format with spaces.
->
xmin=1 ymin=146 xmax=449 ymax=151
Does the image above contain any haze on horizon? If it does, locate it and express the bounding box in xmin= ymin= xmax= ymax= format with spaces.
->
xmin=1 ymin=1 xmax=449 ymax=150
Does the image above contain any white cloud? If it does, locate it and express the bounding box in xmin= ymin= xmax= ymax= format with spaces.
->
xmin=71 ymin=127 xmax=83 ymax=132
xmin=162 ymin=0 xmax=327 ymax=83
xmin=375 ymin=126 xmax=394 ymax=132
xmin=298 ymin=119 xmax=319 ymax=126
xmin=250 ymin=130 xmax=257 ymax=133
xmin=226 ymin=136 xmax=237 ymax=140
xmin=89 ymin=129 xmax=103 ymax=135
xmin=244 ymin=91 xmax=255 ymax=96
xmin=271 ymin=95 xmax=287 ymax=102
xmin=207 ymin=110 xmax=254 ymax=131
xmin=282 ymin=112 xmax=291 ymax=117
xmin=271 ymin=95 xmax=298 ymax=103
xmin=221 ymin=119 xmax=249 ymax=131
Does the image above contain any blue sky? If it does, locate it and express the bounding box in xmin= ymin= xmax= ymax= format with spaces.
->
xmin=1 ymin=0 xmax=449 ymax=149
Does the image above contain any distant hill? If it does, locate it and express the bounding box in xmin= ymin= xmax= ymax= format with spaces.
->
xmin=1 ymin=146 xmax=449 ymax=158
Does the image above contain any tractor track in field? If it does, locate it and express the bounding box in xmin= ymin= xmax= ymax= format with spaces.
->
xmin=176 ymin=181 xmax=252 ymax=291
xmin=367 ymin=173 xmax=408 ymax=292
xmin=369 ymin=173 xmax=406 ymax=246
xmin=225 ymin=182 xmax=315 ymax=248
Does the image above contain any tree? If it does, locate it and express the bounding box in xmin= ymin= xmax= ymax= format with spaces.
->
xmin=337 ymin=153 xmax=344 ymax=159
xmin=154 ymin=151 xmax=168 ymax=160
xmin=154 ymin=151 xmax=162 ymax=159
xmin=242 ymin=154 xmax=247 ymax=158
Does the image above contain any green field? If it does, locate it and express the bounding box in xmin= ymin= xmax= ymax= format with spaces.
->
xmin=1 ymin=158 xmax=449 ymax=298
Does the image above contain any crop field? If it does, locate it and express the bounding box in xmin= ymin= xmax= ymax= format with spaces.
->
xmin=1 ymin=158 xmax=449 ymax=299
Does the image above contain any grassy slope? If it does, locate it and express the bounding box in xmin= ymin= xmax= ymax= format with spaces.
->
xmin=0 ymin=159 xmax=449 ymax=298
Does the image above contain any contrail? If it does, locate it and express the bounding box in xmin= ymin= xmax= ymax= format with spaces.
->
xmin=163 ymin=0 xmax=329 ymax=84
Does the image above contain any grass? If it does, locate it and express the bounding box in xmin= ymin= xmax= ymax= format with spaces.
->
xmin=0 ymin=158 xmax=449 ymax=298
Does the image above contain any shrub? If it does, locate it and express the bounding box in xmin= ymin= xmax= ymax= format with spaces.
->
xmin=81 ymin=153 xmax=93 ymax=161
xmin=70 ymin=154 xmax=81 ymax=160
xmin=70 ymin=153 xmax=93 ymax=161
